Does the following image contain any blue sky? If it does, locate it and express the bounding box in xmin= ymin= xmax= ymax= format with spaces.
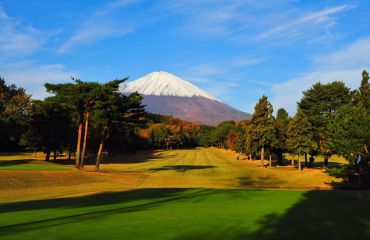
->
xmin=1 ymin=0 xmax=370 ymax=114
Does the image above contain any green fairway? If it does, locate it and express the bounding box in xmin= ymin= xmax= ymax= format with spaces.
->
xmin=0 ymin=148 xmax=368 ymax=239
xmin=0 ymin=189 xmax=369 ymax=240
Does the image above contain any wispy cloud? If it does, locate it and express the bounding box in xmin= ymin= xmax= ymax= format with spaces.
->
xmin=254 ymin=5 xmax=353 ymax=42
xmin=271 ymin=37 xmax=370 ymax=114
xmin=313 ymin=37 xmax=370 ymax=68
xmin=188 ymin=65 xmax=225 ymax=76
xmin=231 ymin=57 xmax=268 ymax=67
xmin=59 ymin=0 xmax=140 ymax=53
xmin=162 ymin=1 xmax=353 ymax=46
xmin=0 ymin=7 xmax=46 ymax=56
xmin=0 ymin=61 xmax=75 ymax=99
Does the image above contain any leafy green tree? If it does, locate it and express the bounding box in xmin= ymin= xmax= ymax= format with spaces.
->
xmin=233 ymin=125 xmax=247 ymax=153
xmin=213 ymin=121 xmax=236 ymax=149
xmin=92 ymin=83 xmax=146 ymax=170
xmin=250 ymin=96 xmax=276 ymax=167
xmin=195 ymin=125 xmax=215 ymax=147
xmin=325 ymin=103 xmax=370 ymax=185
xmin=354 ymin=70 xmax=370 ymax=109
xmin=286 ymin=109 xmax=316 ymax=170
xmin=245 ymin=123 xmax=255 ymax=159
xmin=298 ymin=81 xmax=352 ymax=166
xmin=274 ymin=108 xmax=290 ymax=164
xmin=150 ymin=124 xmax=171 ymax=149
xmin=45 ymin=79 xmax=107 ymax=168
xmin=21 ymin=99 xmax=74 ymax=161
xmin=0 ymin=78 xmax=32 ymax=150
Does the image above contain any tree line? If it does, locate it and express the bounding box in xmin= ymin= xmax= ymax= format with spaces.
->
xmin=0 ymin=78 xmax=202 ymax=170
xmin=1 ymin=71 xmax=369 ymax=185
xmin=195 ymin=70 xmax=369 ymax=186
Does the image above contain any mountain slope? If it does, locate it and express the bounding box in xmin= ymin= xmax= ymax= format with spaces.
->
xmin=120 ymin=71 xmax=251 ymax=125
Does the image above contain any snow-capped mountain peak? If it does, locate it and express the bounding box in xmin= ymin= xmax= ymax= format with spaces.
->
xmin=120 ymin=71 xmax=219 ymax=101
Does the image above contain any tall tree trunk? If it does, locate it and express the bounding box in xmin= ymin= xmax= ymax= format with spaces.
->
xmin=53 ymin=149 xmax=57 ymax=161
xmin=304 ymin=152 xmax=308 ymax=168
xmin=261 ymin=146 xmax=264 ymax=167
xmin=298 ymin=153 xmax=301 ymax=170
xmin=95 ymin=141 xmax=104 ymax=172
xmin=277 ymin=151 xmax=283 ymax=165
xmin=75 ymin=121 xmax=83 ymax=169
xmin=291 ymin=156 xmax=294 ymax=166
xmin=324 ymin=156 xmax=329 ymax=167
xmin=269 ymin=150 xmax=272 ymax=167
xmin=45 ymin=150 xmax=51 ymax=161
xmin=80 ymin=111 xmax=90 ymax=168
xmin=68 ymin=144 xmax=72 ymax=162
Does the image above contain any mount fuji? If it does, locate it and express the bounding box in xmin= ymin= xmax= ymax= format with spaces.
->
xmin=120 ymin=71 xmax=251 ymax=126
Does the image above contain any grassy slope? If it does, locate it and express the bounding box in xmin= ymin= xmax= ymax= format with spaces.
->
xmin=1 ymin=148 xmax=369 ymax=239
xmin=87 ymin=148 xmax=341 ymax=189
xmin=1 ymin=148 xmax=340 ymax=201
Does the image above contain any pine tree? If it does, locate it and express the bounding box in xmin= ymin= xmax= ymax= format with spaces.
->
xmin=92 ymin=87 xmax=146 ymax=170
xmin=45 ymin=79 xmax=110 ymax=169
xmin=250 ymin=96 xmax=276 ymax=167
xmin=286 ymin=109 xmax=316 ymax=170
xmin=298 ymin=81 xmax=352 ymax=166
xmin=274 ymin=108 xmax=290 ymax=164
xmin=354 ymin=70 xmax=370 ymax=109
xmin=245 ymin=123 xmax=254 ymax=160
xmin=325 ymin=103 xmax=370 ymax=184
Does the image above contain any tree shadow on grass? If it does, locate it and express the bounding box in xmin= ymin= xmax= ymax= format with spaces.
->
xmin=0 ymin=152 xmax=31 ymax=156
xmin=0 ymin=159 xmax=33 ymax=166
xmin=176 ymin=190 xmax=370 ymax=240
xmin=148 ymin=165 xmax=216 ymax=172
xmin=64 ymin=151 xmax=175 ymax=166
xmin=0 ymin=188 xmax=221 ymax=235
xmin=0 ymin=188 xmax=214 ymax=214
xmin=251 ymin=190 xmax=370 ymax=240
xmin=238 ymin=175 xmax=283 ymax=188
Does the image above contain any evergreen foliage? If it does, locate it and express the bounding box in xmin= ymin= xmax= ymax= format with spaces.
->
xmin=250 ymin=95 xmax=276 ymax=166
xmin=286 ymin=109 xmax=316 ymax=170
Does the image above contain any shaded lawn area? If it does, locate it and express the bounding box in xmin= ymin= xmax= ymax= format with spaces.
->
xmin=0 ymin=165 xmax=69 ymax=170
xmin=0 ymin=159 xmax=70 ymax=171
xmin=0 ymin=153 xmax=70 ymax=171
xmin=0 ymin=189 xmax=369 ymax=240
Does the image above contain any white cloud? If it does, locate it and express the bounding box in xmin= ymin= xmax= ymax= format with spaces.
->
xmin=182 ymin=76 xmax=210 ymax=83
xmin=188 ymin=65 xmax=225 ymax=76
xmin=162 ymin=1 xmax=353 ymax=46
xmin=271 ymin=37 xmax=370 ymax=114
xmin=59 ymin=0 xmax=139 ymax=53
xmin=271 ymin=69 xmax=363 ymax=114
xmin=313 ymin=37 xmax=370 ymax=68
xmin=254 ymin=5 xmax=353 ymax=42
xmin=0 ymin=7 xmax=46 ymax=56
xmin=0 ymin=61 xmax=75 ymax=99
xmin=231 ymin=57 xmax=268 ymax=67
xmin=94 ymin=0 xmax=141 ymax=16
